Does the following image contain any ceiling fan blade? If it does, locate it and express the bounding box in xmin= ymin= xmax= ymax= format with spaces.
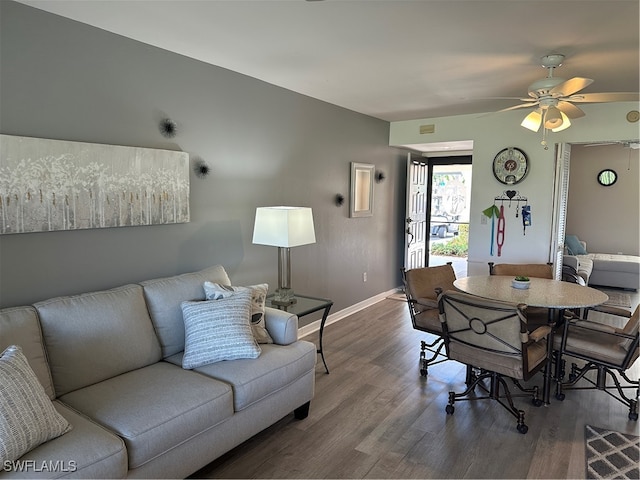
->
xmin=566 ymin=92 xmax=640 ymax=103
xmin=557 ymin=101 xmax=586 ymax=119
xmin=495 ymin=102 xmax=539 ymax=113
xmin=550 ymin=77 xmax=594 ymax=97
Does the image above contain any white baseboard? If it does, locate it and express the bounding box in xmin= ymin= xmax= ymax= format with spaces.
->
xmin=298 ymin=287 xmax=400 ymax=339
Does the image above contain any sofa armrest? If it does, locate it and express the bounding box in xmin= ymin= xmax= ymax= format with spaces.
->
xmin=264 ymin=307 xmax=299 ymax=345
xmin=563 ymin=255 xmax=579 ymax=270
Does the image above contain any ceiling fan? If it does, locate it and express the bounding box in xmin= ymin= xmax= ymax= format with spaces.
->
xmin=499 ymin=54 xmax=639 ymax=147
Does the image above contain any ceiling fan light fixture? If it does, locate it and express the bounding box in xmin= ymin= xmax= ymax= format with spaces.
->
xmin=521 ymin=110 xmax=542 ymax=132
xmin=551 ymin=112 xmax=571 ymax=132
xmin=543 ymin=106 xmax=563 ymax=129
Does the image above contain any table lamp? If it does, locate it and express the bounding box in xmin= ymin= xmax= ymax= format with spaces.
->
xmin=252 ymin=206 xmax=316 ymax=306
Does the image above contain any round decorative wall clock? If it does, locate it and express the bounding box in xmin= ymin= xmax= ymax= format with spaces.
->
xmin=492 ymin=147 xmax=529 ymax=185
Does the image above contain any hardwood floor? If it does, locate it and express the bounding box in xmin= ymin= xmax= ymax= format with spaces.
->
xmin=193 ymin=297 xmax=639 ymax=479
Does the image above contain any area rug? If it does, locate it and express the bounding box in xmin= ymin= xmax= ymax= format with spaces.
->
xmin=585 ymin=425 xmax=639 ymax=479
xmin=601 ymin=291 xmax=632 ymax=309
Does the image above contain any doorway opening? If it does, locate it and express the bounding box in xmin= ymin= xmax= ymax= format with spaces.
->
xmin=405 ymin=155 xmax=472 ymax=278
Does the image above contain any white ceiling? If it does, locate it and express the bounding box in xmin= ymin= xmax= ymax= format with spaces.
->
xmin=16 ymin=0 xmax=640 ymax=125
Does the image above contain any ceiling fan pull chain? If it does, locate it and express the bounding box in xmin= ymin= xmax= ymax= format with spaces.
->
xmin=541 ymin=127 xmax=549 ymax=150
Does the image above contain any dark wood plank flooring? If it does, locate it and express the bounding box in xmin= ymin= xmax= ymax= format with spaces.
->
xmin=193 ymin=297 xmax=639 ymax=479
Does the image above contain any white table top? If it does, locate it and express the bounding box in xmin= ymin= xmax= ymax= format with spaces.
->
xmin=453 ymin=275 xmax=609 ymax=309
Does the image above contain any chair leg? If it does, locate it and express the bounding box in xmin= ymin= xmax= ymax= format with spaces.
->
xmin=553 ymin=355 xmax=567 ymax=401
xmin=418 ymin=338 xmax=447 ymax=377
xmin=445 ymin=370 xmax=529 ymax=434
xmin=419 ymin=346 xmax=427 ymax=377
xmin=465 ymin=365 xmax=478 ymax=388
xmin=510 ymin=379 xmax=543 ymax=407
xmin=494 ymin=375 xmax=529 ymax=434
xmin=556 ymin=361 xmax=639 ymax=421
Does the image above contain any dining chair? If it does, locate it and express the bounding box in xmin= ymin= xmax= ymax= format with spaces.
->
xmin=438 ymin=290 xmax=551 ymax=434
xmin=553 ymin=305 xmax=639 ymax=421
xmin=488 ymin=262 xmax=554 ymax=279
xmin=488 ymin=262 xmax=554 ymax=328
xmin=401 ymin=263 xmax=457 ymax=377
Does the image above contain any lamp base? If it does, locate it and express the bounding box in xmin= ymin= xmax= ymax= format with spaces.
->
xmin=271 ymin=298 xmax=297 ymax=306
xmin=272 ymin=288 xmax=296 ymax=306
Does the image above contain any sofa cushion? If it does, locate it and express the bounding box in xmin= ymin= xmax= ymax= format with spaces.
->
xmin=181 ymin=291 xmax=261 ymax=369
xmin=59 ymin=362 xmax=233 ymax=470
xmin=0 ymin=346 xmax=72 ymax=465
xmin=35 ymin=284 xmax=161 ymax=396
xmin=203 ymin=282 xmax=273 ymax=344
xmin=1 ymin=401 xmax=128 ymax=479
xmin=0 ymin=306 xmax=55 ymax=400
xmin=140 ymin=265 xmax=231 ymax=358
xmin=165 ymin=341 xmax=317 ymax=411
xmin=590 ymin=253 xmax=640 ymax=274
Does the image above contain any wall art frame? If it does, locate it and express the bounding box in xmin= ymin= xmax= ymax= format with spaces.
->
xmin=350 ymin=162 xmax=374 ymax=218
xmin=0 ymin=134 xmax=190 ymax=235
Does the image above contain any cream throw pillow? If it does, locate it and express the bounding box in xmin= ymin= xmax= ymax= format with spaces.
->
xmin=203 ymin=282 xmax=273 ymax=344
xmin=0 ymin=345 xmax=72 ymax=464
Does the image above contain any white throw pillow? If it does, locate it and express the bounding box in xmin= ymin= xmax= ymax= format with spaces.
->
xmin=203 ymin=282 xmax=273 ymax=344
xmin=181 ymin=290 xmax=261 ymax=369
xmin=0 ymin=345 xmax=72 ymax=464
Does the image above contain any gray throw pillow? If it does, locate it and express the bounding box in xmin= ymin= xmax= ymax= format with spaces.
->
xmin=0 ymin=345 xmax=72 ymax=464
xmin=203 ymin=282 xmax=273 ymax=344
xmin=181 ymin=290 xmax=261 ymax=369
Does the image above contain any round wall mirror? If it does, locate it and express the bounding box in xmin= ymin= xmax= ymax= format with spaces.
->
xmin=597 ymin=169 xmax=618 ymax=186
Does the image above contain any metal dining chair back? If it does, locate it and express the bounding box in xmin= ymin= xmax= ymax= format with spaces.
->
xmin=401 ymin=263 xmax=456 ymax=377
xmin=438 ymin=290 xmax=551 ymax=433
xmin=488 ymin=262 xmax=553 ymax=279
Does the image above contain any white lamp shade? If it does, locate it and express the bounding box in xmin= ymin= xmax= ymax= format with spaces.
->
xmin=551 ymin=112 xmax=571 ymax=132
xmin=521 ymin=110 xmax=542 ymax=132
xmin=543 ymin=106 xmax=563 ymax=129
xmin=252 ymin=206 xmax=316 ymax=247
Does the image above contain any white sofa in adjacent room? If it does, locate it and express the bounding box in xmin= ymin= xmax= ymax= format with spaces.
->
xmin=564 ymin=235 xmax=640 ymax=291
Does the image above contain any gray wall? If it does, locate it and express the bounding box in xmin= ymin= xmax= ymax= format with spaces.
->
xmin=0 ymin=1 xmax=406 ymax=314
xmin=567 ymin=144 xmax=639 ymax=255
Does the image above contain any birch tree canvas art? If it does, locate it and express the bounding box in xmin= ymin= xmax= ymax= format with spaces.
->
xmin=0 ymin=135 xmax=190 ymax=234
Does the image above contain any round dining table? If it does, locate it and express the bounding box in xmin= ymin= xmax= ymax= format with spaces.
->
xmin=452 ymin=275 xmax=609 ymax=404
xmin=453 ymin=275 xmax=609 ymax=310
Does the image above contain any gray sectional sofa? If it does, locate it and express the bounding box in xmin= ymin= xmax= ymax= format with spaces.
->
xmin=563 ymin=237 xmax=640 ymax=291
xmin=0 ymin=265 xmax=316 ymax=478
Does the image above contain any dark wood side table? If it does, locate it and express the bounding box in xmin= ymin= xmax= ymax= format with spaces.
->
xmin=266 ymin=294 xmax=333 ymax=374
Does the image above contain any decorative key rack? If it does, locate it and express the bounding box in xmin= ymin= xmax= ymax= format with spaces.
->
xmin=494 ymin=190 xmax=528 ymax=217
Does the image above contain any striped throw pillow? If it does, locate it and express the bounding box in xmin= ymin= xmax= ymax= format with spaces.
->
xmin=0 ymin=345 xmax=72 ymax=464
xmin=181 ymin=290 xmax=261 ymax=369
xmin=203 ymin=282 xmax=273 ymax=344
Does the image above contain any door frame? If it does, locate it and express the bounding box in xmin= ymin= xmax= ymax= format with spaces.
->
xmin=549 ymin=143 xmax=571 ymax=279
xmin=404 ymin=154 xmax=472 ymax=269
